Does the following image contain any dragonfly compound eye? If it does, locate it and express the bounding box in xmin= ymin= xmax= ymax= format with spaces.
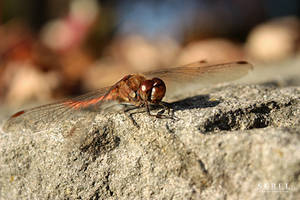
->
xmin=139 ymin=79 xmax=154 ymax=101
xmin=150 ymin=78 xmax=166 ymax=103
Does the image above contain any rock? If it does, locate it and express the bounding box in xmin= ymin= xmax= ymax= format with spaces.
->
xmin=1 ymin=60 xmax=300 ymax=199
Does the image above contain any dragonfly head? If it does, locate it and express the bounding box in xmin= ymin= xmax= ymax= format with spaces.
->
xmin=138 ymin=78 xmax=166 ymax=104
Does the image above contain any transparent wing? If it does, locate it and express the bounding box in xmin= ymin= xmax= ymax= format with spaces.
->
xmin=143 ymin=60 xmax=253 ymax=98
xmin=2 ymin=86 xmax=117 ymax=135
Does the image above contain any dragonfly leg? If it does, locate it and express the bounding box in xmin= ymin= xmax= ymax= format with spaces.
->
xmin=159 ymin=101 xmax=172 ymax=116
xmin=146 ymin=101 xmax=174 ymax=119
xmin=145 ymin=101 xmax=157 ymax=117
xmin=123 ymin=101 xmax=174 ymax=127
xmin=124 ymin=106 xmax=143 ymax=128
xmin=128 ymin=112 xmax=140 ymax=128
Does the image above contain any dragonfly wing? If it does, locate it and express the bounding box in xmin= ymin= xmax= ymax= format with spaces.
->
xmin=143 ymin=61 xmax=253 ymax=98
xmin=2 ymin=86 xmax=114 ymax=135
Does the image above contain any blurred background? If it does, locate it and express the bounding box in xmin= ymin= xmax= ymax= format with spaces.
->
xmin=0 ymin=0 xmax=300 ymax=108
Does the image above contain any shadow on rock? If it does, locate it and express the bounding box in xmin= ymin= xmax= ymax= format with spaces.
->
xmin=169 ymin=95 xmax=221 ymax=111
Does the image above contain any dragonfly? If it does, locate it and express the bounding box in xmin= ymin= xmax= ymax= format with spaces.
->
xmin=2 ymin=60 xmax=252 ymax=136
